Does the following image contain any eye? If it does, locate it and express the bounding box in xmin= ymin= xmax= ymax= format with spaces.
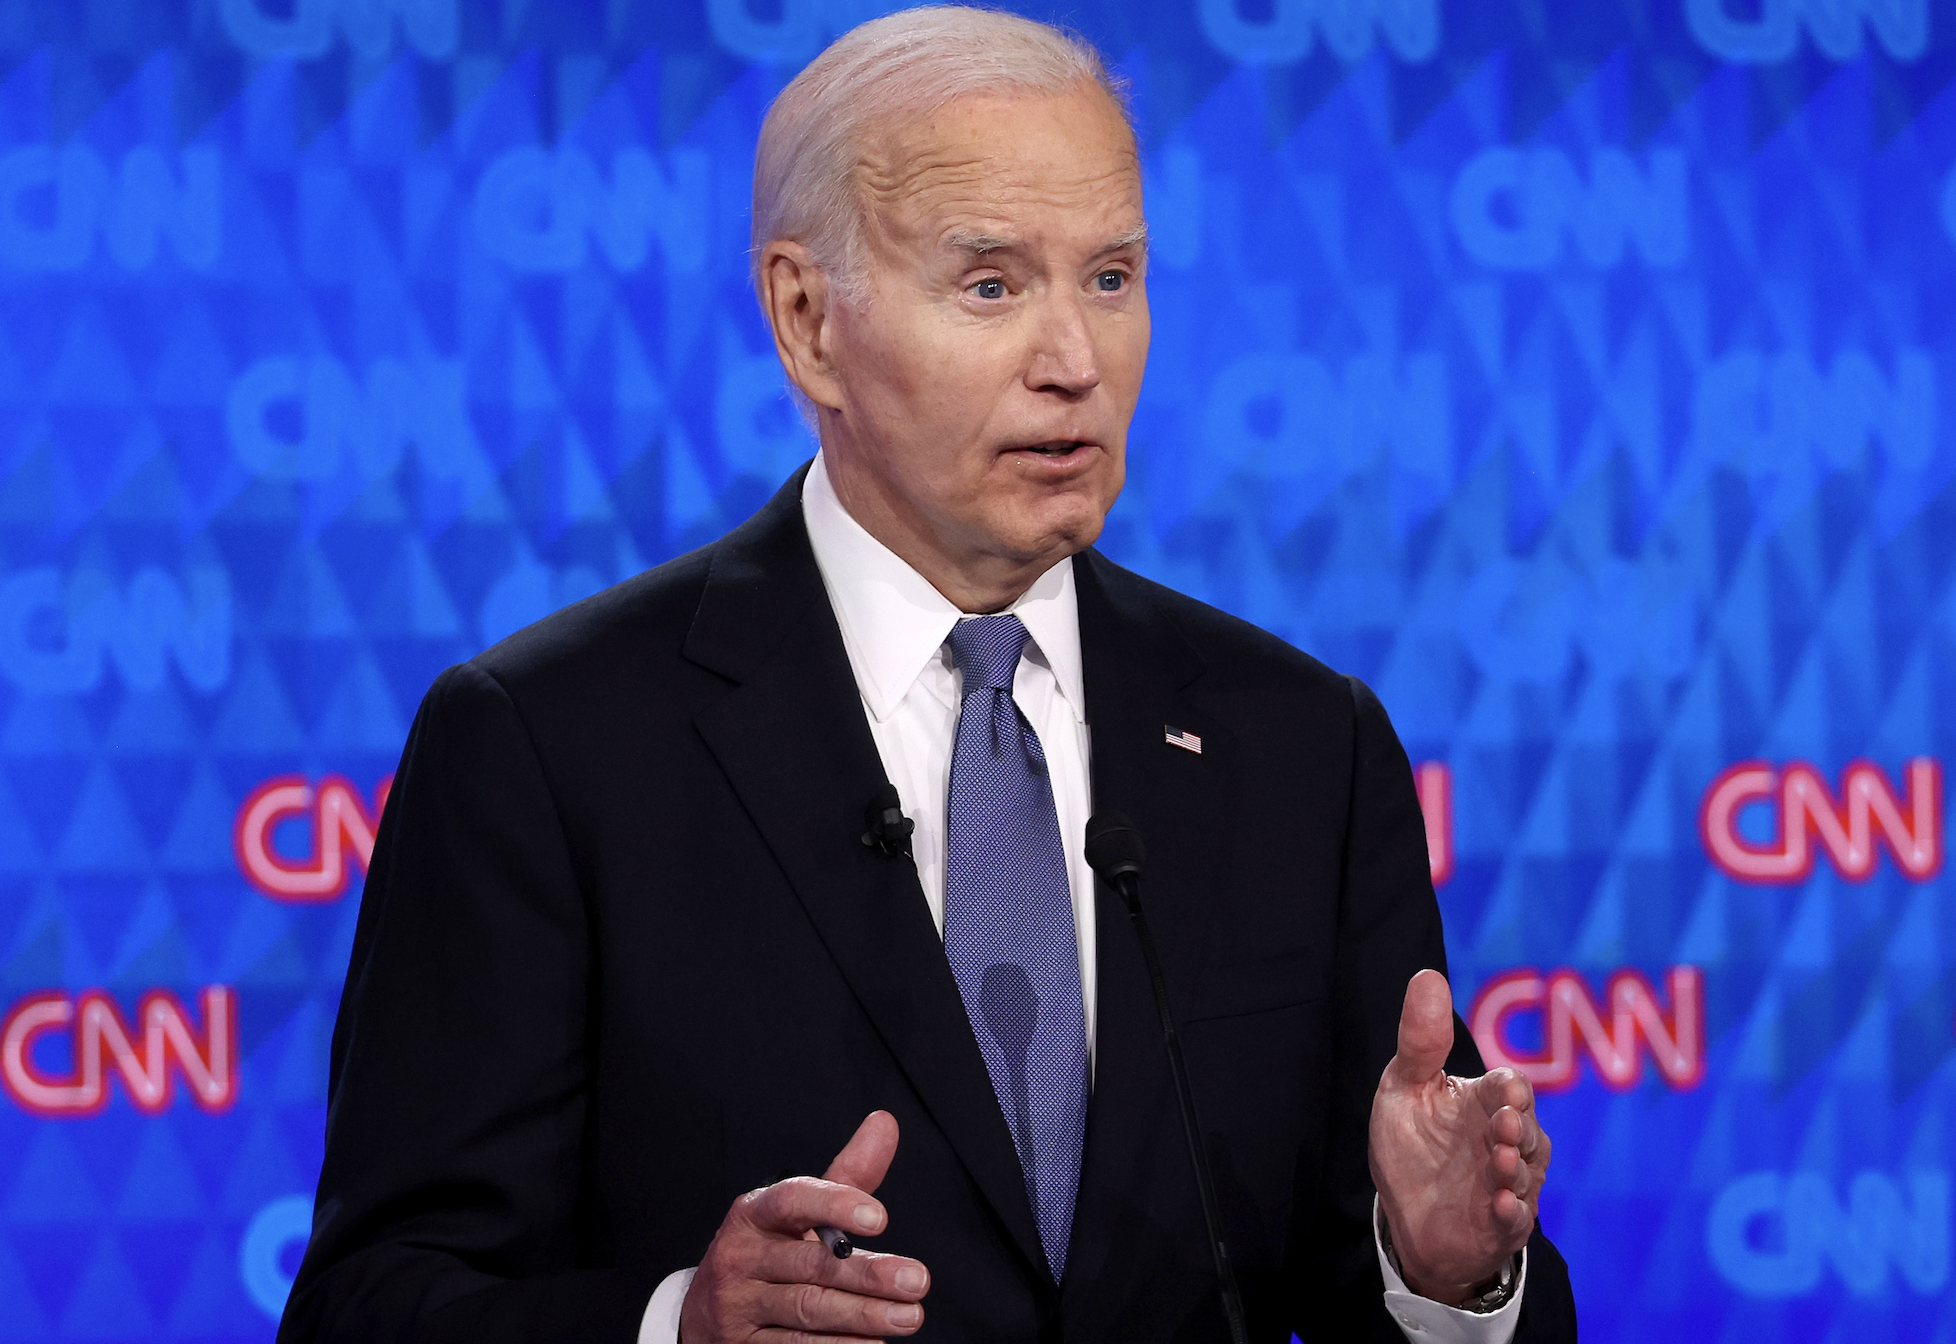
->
xmin=1095 ymin=270 xmax=1126 ymax=292
xmin=973 ymin=278 xmax=1006 ymax=300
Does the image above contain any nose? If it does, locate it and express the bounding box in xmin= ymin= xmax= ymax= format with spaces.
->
xmin=1024 ymin=288 xmax=1101 ymax=399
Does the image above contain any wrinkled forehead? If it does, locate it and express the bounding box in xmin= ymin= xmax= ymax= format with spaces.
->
xmin=851 ymin=85 xmax=1143 ymax=247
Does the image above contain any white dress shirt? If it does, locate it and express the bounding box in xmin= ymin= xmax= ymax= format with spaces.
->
xmin=639 ymin=454 xmax=1520 ymax=1344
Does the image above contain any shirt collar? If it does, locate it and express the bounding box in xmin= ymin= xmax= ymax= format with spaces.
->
xmin=801 ymin=452 xmax=1086 ymax=725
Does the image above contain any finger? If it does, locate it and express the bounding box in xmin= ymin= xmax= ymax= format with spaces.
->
xmin=1487 ymin=1133 xmax=1530 ymax=1198
xmin=1486 ymin=1104 xmax=1550 ymax=1184
xmin=1513 ymin=1105 xmax=1547 ymax=1164
xmin=1490 ymin=1184 xmax=1536 ymax=1242
xmin=754 ymin=1241 xmax=930 ymax=1301
xmin=756 ymin=1281 xmax=924 ymax=1337
xmin=1484 ymin=1104 xmax=1524 ymax=1150
xmin=822 ymin=1110 xmax=900 ymax=1197
xmin=1468 ymin=1067 xmax=1532 ymax=1120
xmin=1387 ymin=969 xmax=1454 ymax=1087
xmin=745 ymin=1177 xmax=887 ymax=1239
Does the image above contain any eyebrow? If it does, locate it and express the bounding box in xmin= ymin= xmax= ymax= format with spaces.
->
xmin=944 ymin=229 xmax=1014 ymax=254
xmin=942 ymin=222 xmax=1152 ymax=258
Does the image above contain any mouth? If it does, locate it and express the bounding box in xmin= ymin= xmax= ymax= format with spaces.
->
xmin=1004 ymin=440 xmax=1096 ymax=459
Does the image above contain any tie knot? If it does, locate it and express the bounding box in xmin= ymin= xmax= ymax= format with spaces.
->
xmin=948 ymin=614 xmax=1030 ymax=693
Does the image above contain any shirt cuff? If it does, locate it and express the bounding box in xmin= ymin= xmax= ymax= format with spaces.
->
xmin=1373 ymin=1197 xmax=1525 ymax=1344
xmin=638 ymin=1267 xmax=697 ymax=1344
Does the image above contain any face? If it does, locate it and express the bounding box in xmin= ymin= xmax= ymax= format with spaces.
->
xmin=775 ymin=83 xmax=1150 ymax=605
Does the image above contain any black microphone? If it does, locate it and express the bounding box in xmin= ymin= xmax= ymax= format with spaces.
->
xmin=861 ymin=784 xmax=915 ymax=858
xmin=1085 ymin=811 xmax=1249 ymax=1344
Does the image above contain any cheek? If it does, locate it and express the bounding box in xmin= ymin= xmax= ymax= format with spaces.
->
xmin=1108 ymin=314 xmax=1151 ymax=398
xmin=851 ymin=314 xmax=1004 ymax=418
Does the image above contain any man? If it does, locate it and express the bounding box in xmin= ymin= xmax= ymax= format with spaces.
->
xmin=282 ymin=9 xmax=1575 ymax=1343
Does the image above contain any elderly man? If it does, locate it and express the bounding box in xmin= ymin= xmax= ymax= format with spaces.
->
xmin=282 ymin=8 xmax=1575 ymax=1343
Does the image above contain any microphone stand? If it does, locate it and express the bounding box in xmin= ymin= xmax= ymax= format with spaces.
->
xmin=1088 ymin=814 xmax=1250 ymax=1344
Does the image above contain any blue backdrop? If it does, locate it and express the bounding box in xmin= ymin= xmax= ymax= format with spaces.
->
xmin=0 ymin=0 xmax=1950 ymax=1339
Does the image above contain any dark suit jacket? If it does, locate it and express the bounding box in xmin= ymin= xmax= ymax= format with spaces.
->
xmin=281 ymin=467 xmax=1576 ymax=1343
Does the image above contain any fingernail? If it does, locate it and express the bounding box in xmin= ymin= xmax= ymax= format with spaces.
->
xmin=896 ymin=1265 xmax=927 ymax=1294
xmin=888 ymin=1303 xmax=922 ymax=1329
xmin=853 ymin=1203 xmax=881 ymax=1233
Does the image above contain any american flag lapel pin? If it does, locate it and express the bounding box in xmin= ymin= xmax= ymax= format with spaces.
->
xmin=1164 ymin=725 xmax=1203 ymax=754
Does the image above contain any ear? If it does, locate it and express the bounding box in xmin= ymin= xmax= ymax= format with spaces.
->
xmin=760 ymin=240 xmax=844 ymax=414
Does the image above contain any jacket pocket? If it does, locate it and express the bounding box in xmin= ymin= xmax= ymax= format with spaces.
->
xmin=1183 ymin=946 xmax=1326 ymax=1023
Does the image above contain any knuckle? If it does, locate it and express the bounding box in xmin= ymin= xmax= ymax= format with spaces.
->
xmin=767 ymin=1177 xmax=803 ymax=1206
xmin=800 ymin=1239 xmax=840 ymax=1282
xmin=856 ymin=1259 xmax=899 ymax=1299
xmin=790 ymin=1281 xmax=826 ymax=1330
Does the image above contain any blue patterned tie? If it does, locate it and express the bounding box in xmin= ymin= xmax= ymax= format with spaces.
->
xmin=943 ymin=614 xmax=1088 ymax=1280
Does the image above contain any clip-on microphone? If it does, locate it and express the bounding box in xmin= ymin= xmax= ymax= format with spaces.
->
xmin=1085 ymin=811 xmax=1249 ymax=1344
xmin=861 ymin=783 xmax=915 ymax=858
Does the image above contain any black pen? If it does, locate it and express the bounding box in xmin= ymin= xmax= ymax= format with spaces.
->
xmin=815 ymin=1224 xmax=853 ymax=1258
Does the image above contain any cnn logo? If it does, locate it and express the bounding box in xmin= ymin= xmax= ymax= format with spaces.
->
xmin=1470 ymin=965 xmax=1704 ymax=1092
xmin=234 ymin=774 xmax=390 ymax=900
xmin=1700 ymin=758 xmax=1941 ymax=884
xmin=2 ymin=987 xmax=235 ymax=1117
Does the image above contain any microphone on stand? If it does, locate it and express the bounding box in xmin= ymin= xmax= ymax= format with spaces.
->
xmin=1085 ymin=811 xmax=1249 ymax=1344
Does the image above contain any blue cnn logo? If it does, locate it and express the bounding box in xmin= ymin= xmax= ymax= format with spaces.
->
xmin=707 ymin=0 xmax=910 ymax=63
xmin=1693 ymin=348 xmax=1936 ymax=479
xmin=240 ymin=1195 xmax=314 ymax=1319
xmin=0 ymin=145 xmax=218 ymax=272
xmin=227 ymin=355 xmax=487 ymax=489
xmin=1450 ymin=147 xmax=1688 ymax=272
xmin=472 ymin=147 xmax=710 ymax=276
xmin=1197 ymin=0 xmax=1439 ymax=64
xmin=1685 ymin=0 xmax=1928 ymax=63
xmin=217 ymin=0 xmax=456 ymax=61
xmin=0 ymin=566 xmax=231 ymax=695
xmin=1709 ymin=1170 xmax=1950 ymax=1297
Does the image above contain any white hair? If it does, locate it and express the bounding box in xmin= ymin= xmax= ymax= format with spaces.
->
xmin=750 ymin=5 xmax=1131 ymax=305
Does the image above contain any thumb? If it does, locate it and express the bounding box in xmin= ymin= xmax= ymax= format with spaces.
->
xmin=822 ymin=1110 xmax=900 ymax=1195
xmin=1388 ymin=969 xmax=1455 ymax=1087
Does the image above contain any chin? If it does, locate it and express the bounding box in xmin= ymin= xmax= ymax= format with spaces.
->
xmin=997 ymin=496 xmax=1109 ymax=564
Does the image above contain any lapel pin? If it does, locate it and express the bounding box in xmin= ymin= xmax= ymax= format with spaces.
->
xmin=1164 ymin=725 xmax=1203 ymax=754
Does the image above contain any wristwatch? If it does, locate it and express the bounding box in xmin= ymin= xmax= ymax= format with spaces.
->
xmin=1377 ymin=1206 xmax=1521 ymax=1315
xmin=1456 ymin=1257 xmax=1519 ymax=1314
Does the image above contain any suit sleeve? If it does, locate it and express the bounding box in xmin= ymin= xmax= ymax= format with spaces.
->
xmin=278 ymin=663 xmax=657 ymax=1344
xmin=1292 ymin=677 xmax=1575 ymax=1343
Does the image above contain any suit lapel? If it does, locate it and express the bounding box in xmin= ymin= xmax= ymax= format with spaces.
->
xmin=682 ymin=471 xmax=1048 ymax=1280
xmin=1064 ymin=550 xmax=1236 ymax=1316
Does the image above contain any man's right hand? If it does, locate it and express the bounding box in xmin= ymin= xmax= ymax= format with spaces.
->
xmin=679 ymin=1110 xmax=929 ymax=1342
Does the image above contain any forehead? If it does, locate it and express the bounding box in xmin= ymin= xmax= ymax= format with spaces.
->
xmin=854 ymin=86 xmax=1142 ymax=244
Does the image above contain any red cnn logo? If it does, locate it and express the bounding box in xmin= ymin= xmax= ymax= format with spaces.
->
xmin=234 ymin=774 xmax=391 ymax=901
xmin=1469 ymin=966 xmax=1705 ymax=1092
xmin=1700 ymin=758 xmax=1942 ymax=884
xmin=1415 ymin=760 xmax=1453 ymax=887
xmin=1 ymin=986 xmax=236 ymax=1117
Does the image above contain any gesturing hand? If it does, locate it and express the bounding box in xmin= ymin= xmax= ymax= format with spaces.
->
xmin=1368 ymin=970 xmax=1551 ymax=1306
xmin=680 ymin=1111 xmax=929 ymax=1343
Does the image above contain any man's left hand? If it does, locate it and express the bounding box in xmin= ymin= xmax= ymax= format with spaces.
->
xmin=1368 ymin=969 xmax=1551 ymax=1305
